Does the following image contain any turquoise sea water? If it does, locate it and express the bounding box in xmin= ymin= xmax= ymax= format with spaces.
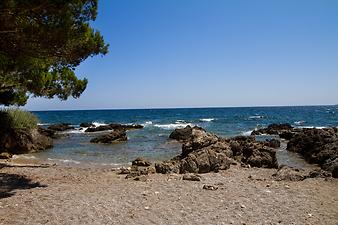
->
xmin=26 ymin=105 xmax=337 ymax=166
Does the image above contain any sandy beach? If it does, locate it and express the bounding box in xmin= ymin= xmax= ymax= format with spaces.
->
xmin=1 ymin=159 xmax=337 ymax=225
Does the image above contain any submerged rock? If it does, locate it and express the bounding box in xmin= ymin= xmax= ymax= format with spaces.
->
xmin=90 ymin=129 xmax=127 ymax=144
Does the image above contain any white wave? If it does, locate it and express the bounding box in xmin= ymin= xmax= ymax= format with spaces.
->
xmin=175 ymin=120 xmax=186 ymax=123
xmin=37 ymin=123 xmax=50 ymax=126
xmin=48 ymin=158 xmax=81 ymax=164
xmin=297 ymin=126 xmax=327 ymax=129
xmin=154 ymin=122 xmax=193 ymax=130
xmin=241 ymin=130 xmax=253 ymax=136
xmin=199 ymin=118 xmax=215 ymax=122
xmin=63 ymin=128 xmax=87 ymax=134
xmin=142 ymin=121 xmax=153 ymax=126
xmin=92 ymin=121 xmax=108 ymax=127
xmin=294 ymin=120 xmax=306 ymax=125
xmin=249 ymin=115 xmax=264 ymax=119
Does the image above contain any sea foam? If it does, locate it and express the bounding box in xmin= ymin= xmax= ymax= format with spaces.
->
xmin=199 ymin=118 xmax=215 ymax=122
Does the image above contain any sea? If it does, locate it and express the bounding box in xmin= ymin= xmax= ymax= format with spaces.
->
xmin=18 ymin=105 xmax=338 ymax=168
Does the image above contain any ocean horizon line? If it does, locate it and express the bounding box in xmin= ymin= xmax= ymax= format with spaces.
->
xmin=27 ymin=104 xmax=337 ymax=112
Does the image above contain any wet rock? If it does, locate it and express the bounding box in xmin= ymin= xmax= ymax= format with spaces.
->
xmin=47 ymin=123 xmax=73 ymax=132
xmin=90 ymin=129 xmax=127 ymax=144
xmin=287 ymin=127 xmax=338 ymax=175
xmin=132 ymin=157 xmax=151 ymax=167
xmin=182 ymin=174 xmax=201 ymax=181
xmin=272 ymin=166 xmax=308 ymax=181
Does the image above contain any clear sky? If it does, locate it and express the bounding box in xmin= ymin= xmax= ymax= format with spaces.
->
xmin=25 ymin=0 xmax=338 ymax=110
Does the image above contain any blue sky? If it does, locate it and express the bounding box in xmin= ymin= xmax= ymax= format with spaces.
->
xmin=26 ymin=0 xmax=338 ymax=110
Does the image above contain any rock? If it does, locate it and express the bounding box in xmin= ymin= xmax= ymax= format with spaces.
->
xmin=118 ymin=167 xmax=131 ymax=174
xmin=266 ymin=139 xmax=281 ymax=148
xmin=272 ymin=165 xmax=307 ymax=181
xmin=169 ymin=125 xmax=205 ymax=141
xmin=182 ymin=129 xmax=219 ymax=156
xmin=155 ymin=160 xmax=181 ymax=174
xmin=180 ymin=149 xmax=231 ymax=173
xmin=251 ymin=123 xmax=294 ymax=139
xmin=80 ymin=122 xmax=93 ymax=128
xmin=0 ymin=128 xmax=53 ymax=154
xmin=287 ymin=127 xmax=338 ymax=175
xmin=132 ymin=157 xmax=151 ymax=167
xmin=203 ymin=184 xmax=218 ymax=190
xmin=90 ymin=129 xmax=127 ymax=144
xmin=38 ymin=126 xmax=56 ymax=138
xmin=85 ymin=123 xmax=143 ymax=132
xmin=134 ymin=175 xmax=147 ymax=182
xmin=308 ymin=169 xmax=331 ymax=178
xmin=182 ymin=174 xmax=201 ymax=181
xmin=332 ymin=163 xmax=338 ymax=178
xmin=47 ymin=123 xmax=73 ymax=132
xmin=0 ymin=152 xmax=12 ymax=159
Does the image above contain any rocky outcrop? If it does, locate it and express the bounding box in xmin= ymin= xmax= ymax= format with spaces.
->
xmin=251 ymin=123 xmax=295 ymax=140
xmin=156 ymin=126 xmax=279 ymax=174
xmin=169 ymin=125 xmax=205 ymax=141
xmin=287 ymin=127 xmax=338 ymax=176
xmin=0 ymin=128 xmax=53 ymax=154
xmin=90 ymin=129 xmax=127 ymax=144
xmin=85 ymin=123 xmax=143 ymax=132
xmin=47 ymin=123 xmax=74 ymax=132
xmin=80 ymin=123 xmax=94 ymax=128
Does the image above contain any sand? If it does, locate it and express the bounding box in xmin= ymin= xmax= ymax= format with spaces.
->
xmin=0 ymin=160 xmax=337 ymax=225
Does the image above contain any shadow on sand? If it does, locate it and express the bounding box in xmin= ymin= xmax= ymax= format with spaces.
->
xmin=0 ymin=172 xmax=47 ymax=199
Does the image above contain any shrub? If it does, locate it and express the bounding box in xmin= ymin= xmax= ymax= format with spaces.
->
xmin=0 ymin=108 xmax=38 ymax=131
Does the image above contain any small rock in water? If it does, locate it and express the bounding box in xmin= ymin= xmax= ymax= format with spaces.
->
xmin=203 ymin=184 xmax=218 ymax=190
xmin=182 ymin=174 xmax=201 ymax=181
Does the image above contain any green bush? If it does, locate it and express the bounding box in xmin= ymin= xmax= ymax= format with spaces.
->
xmin=0 ymin=108 xmax=38 ymax=131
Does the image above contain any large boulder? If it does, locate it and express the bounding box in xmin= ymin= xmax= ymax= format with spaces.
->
xmin=287 ymin=127 xmax=338 ymax=175
xmin=0 ymin=128 xmax=53 ymax=154
xmin=80 ymin=122 xmax=94 ymax=128
xmin=90 ymin=129 xmax=127 ymax=144
xmin=47 ymin=123 xmax=74 ymax=132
